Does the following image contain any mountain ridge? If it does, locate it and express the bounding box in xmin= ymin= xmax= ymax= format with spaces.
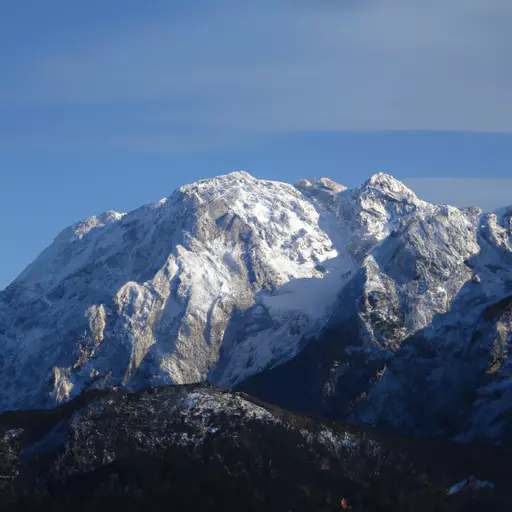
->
xmin=1 ymin=383 xmax=509 ymax=511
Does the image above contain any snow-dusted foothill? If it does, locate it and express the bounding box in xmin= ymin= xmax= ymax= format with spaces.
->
xmin=1 ymin=384 xmax=507 ymax=511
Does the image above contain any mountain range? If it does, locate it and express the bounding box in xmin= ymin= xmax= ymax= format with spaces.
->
xmin=1 ymin=171 xmax=511 ymax=446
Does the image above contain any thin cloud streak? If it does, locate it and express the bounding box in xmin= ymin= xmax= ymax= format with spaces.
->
xmin=1 ymin=0 xmax=512 ymax=151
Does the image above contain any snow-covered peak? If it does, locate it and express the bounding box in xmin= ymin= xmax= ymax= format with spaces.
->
xmin=296 ymin=177 xmax=347 ymax=194
xmin=295 ymin=177 xmax=347 ymax=215
xmin=69 ymin=210 xmax=125 ymax=242
xmin=336 ymin=174 xmax=427 ymax=263
xmin=52 ymin=210 xmax=126 ymax=245
xmin=178 ymin=170 xmax=255 ymax=196
xmin=494 ymin=205 xmax=512 ymax=230
xmin=360 ymin=172 xmax=420 ymax=204
xmin=344 ymin=172 xmax=428 ymax=226
xmin=11 ymin=210 xmax=126 ymax=292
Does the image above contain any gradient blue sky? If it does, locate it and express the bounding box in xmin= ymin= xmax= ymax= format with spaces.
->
xmin=1 ymin=0 xmax=512 ymax=289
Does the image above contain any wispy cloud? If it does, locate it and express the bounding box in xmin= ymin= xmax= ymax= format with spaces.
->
xmin=1 ymin=0 xmax=512 ymax=150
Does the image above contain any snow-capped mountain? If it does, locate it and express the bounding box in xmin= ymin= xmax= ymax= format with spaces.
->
xmin=239 ymin=174 xmax=512 ymax=445
xmin=0 ymin=172 xmax=344 ymax=410
xmin=1 ymin=170 xmax=511 ymax=445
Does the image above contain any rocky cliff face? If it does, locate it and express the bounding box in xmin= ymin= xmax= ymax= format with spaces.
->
xmin=1 ymin=171 xmax=511 ymax=446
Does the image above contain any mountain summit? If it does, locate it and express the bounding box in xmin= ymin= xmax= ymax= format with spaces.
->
xmin=1 ymin=171 xmax=511 ymax=445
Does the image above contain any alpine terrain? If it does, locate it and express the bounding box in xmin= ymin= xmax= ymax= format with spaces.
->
xmin=1 ymin=171 xmax=511 ymax=448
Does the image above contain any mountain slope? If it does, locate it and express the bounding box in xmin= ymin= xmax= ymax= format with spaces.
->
xmin=0 ymin=384 xmax=509 ymax=511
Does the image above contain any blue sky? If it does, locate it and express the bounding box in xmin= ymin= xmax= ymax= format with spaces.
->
xmin=1 ymin=0 xmax=512 ymax=289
